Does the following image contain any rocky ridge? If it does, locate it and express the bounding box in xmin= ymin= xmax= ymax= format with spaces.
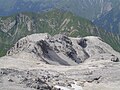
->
xmin=6 ymin=33 xmax=119 ymax=66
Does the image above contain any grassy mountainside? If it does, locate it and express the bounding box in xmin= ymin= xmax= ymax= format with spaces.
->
xmin=0 ymin=10 xmax=120 ymax=56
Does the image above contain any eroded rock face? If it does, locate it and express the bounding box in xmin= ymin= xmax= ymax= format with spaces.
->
xmin=0 ymin=13 xmax=35 ymax=34
xmin=0 ymin=19 xmax=16 ymax=33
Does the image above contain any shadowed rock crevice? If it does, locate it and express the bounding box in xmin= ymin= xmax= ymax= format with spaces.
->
xmin=77 ymin=38 xmax=87 ymax=48
xmin=36 ymin=40 xmax=50 ymax=55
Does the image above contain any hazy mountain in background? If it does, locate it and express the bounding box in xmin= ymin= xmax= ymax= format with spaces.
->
xmin=55 ymin=0 xmax=120 ymax=20
xmin=0 ymin=0 xmax=120 ymax=20
xmin=94 ymin=4 xmax=120 ymax=35
xmin=0 ymin=0 xmax=58 ymax=16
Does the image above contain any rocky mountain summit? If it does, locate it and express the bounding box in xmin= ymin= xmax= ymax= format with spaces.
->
xmin=6 ymin=33 xmax=119 ymax=65
xmin=0 ymin=33 xmax=120 ymax=90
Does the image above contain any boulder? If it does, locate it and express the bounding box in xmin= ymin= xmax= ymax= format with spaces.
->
xmin=77 ymin=38 xmax=87 ymax=48
xmin=111 ymin=55 xmax=119 ymax=62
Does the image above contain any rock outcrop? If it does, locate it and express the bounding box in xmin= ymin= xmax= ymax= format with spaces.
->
xmin=6 ymin=33 xmax=119 ymax=66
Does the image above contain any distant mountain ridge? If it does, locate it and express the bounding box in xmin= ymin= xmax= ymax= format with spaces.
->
xmin=0 ymin=0 xmax=120 ymax=20
xmin=0 ymin=10 xmax=120 ymax=56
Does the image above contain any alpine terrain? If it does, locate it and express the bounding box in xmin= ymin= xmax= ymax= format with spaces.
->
xmin=0 ymin=0 xmax=120 ymax=90
xmin=0 ymin=33 xmax=120 ymax=90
